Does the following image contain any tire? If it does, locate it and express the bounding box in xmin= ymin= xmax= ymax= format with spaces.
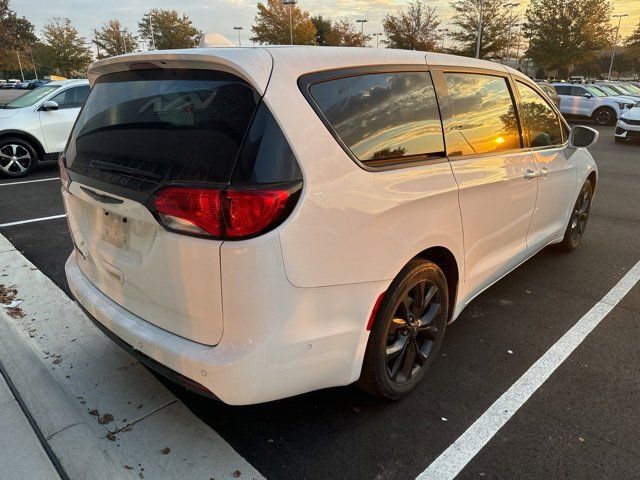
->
xmin=357 ymin=258 xmax=449 ymax=400
xmin=592 ymin=107 xmax=616 ymax=126
xmin=0 ymin=137 xmax=38 ymax=178
xmin=556 ymin=180 xmax=593 ymax=252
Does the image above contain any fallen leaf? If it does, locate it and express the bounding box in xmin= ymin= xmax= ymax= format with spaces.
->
xmin=124 ymin=465 xmax=133 ymax=470
xmin=88 ymin=409 xmax=99 ymax=416
xmin=98 ymin=414 xmax=114 ymax=425
xmin=161 ymin=447 xmax=171 ymax=455
xmin=233 ymin=471 xmax=241 ymax=478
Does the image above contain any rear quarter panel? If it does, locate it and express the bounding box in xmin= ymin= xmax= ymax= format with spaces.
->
xmin=265 ymin=68 xmax=464 ymax=289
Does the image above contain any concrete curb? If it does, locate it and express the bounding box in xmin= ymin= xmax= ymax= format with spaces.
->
xmin=0 ymin=319 xmax=126 ymax=480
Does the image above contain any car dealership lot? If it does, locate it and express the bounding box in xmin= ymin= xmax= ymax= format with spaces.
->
xmin=1 ymin=125 xmax=639 ymax=479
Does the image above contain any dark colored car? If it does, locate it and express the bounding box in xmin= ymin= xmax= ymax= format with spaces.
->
xmin=26 ymin=79 xmax=50 ymax=90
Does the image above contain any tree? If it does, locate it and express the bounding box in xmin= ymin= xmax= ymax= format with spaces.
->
xmin=326 ymin=19 xmax=371 ymax=47
xmin=382 ymin=0 xmax=440 ymax=51
xmin=449 ymin=0 xmax=513 ymax=59
xmin=41 ymin=17 xmax=92 ymax=78
xmin=138 ymin=9 xmax=200 ymax=50
xmin=524 ymin=0 xmax=614 ymax=78
xmin=93 ymin=20 xmax=138 ymax=59
xmin=626 ymin=20 xmax=640 ymax=75
xmin=0 ymin=0 xmax=37 ymax=76
xmin=311 ymin=15 xmax=332 ymax=46
xmin=251 ymin=0 xmax=317 ymax=45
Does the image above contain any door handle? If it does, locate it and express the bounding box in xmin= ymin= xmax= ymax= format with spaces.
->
xmin=539 ymin=167 xmax=550 ymax=178
xmin=524 ymin=169 xmax=539 ymax=180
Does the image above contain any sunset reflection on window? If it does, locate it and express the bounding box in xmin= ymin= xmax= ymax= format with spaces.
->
xmin=443 ymin=73 xmax=521 ymax=156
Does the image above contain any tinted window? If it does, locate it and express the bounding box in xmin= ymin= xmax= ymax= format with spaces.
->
xmin=50 ymin=85 xmax=90 ymax=109
xmin=443 ymin=73 xmax=521 ymax=156
xmin=310 ymin=72 xmax=444 ymax=166
xmin=516 ymin=82 xmax=563 ymax=147
xmin=554 ymin=85 xmax=571 ymax=95
xmin=232 ymin=102 xmax=302 ymax=184
xmin=66 ymin=69 xmax=259 ymax=194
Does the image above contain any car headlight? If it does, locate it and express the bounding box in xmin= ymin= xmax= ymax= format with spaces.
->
xmin=616 ymin=102 xmax=634 ymax=109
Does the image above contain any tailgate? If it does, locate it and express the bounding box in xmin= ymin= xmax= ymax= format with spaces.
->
xmin=63 ymin=183 xmax=224 ymax=345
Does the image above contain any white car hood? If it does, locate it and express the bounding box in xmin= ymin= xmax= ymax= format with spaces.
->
xmin=0 ymin=108 xmax=20 ymax=119
xmin=610 ymin=95 xmax=638 ymax=105
xmin=620 ymin=106 xmax=640 ymax=121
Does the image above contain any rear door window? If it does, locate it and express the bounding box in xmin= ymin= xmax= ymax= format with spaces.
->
xmin=50 ymin=85 xmax=90 ymax=109
xmin=65 ymin=69 xmax=260 ymax=198
xmin=309 ymin=72 xmax=445 ymax=167
xmin=443 ymin=73 xmax=522 ymax=156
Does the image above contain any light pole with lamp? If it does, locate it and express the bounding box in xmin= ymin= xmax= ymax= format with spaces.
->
xmin=356 ymin=19 xmax=368 ymax=35
xmin=120 ymin=30 xmax=127 ymax=54
xmin=372 ymin=33 xmax=383 ymax=48
xmin=503 ymin=2 xmax=520 ymax=64
xmin=233 ymin=26 xmax=243 ymax=46
xmin=28 ymin=46 xmax=37 ymax=79
xmin=148 ymin=12 xmax=157 ymax=50
xmin=437 ymin=28 xmax=449 ymax=51
xmin=475 ymin=0 xmax=484 ymax=58
xmin=608 ymin=13 xmax=628 ymax=81
xmin=283 ymin=0 xmax=297 ymax=45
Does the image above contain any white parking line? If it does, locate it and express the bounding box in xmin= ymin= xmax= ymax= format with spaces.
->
xmin=0 ymin=177 xmax=60 ymax=187
xmin=0 ymin=214 xmax=66 ymax=228
xmin=417 ymin=260 xmax=640 ymax=480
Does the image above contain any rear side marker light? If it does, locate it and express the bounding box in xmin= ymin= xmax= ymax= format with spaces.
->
xmin=367 ymin=292 xmax=386 ymax=331
xmin=152 ymin=183 xmax=301 ymax=240
xmin=59 ymin=153 xmax=70 ymax=190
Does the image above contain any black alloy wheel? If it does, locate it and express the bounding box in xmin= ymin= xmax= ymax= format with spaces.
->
xmin=557 ymin=179 xmax=593 ymax=252
xmin=358 ymin=259 xmax=449 ymax=400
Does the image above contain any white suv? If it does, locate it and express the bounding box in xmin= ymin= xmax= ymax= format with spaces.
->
xmin=0 ymin=79 xmax=89 ymax=177
xmin=553 ymin=83 xmax=635 ymax=125
xmin=63 ymin=48 xmax=599 ymax=404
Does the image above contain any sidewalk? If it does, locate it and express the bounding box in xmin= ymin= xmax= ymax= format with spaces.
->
xmin=0 ymin=371 xmax=61 ymax=480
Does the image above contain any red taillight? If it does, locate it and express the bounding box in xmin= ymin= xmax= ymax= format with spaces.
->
xmin=223 ymin=189 xmax=290 ymax=239
xmin=153 ymin=184 xmax=299 ymax=240
xmin=58 ymin=154 xmax=70 ymax=189
xmin=154 ymin=187 xmax=223 ymax=237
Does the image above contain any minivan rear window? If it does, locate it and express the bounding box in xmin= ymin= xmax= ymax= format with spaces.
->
xmin=65 ymin=69 xmax=259 ymax=194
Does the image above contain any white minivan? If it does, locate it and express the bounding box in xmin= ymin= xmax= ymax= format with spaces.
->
xmin=63 ymin=47 xmax=598 ymax=405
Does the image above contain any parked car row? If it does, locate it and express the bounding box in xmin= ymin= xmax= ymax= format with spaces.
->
xmin=552 ymin=82 xmax=638 ymax=125
xmin=1 ymin=79 xmax=50 ymax=89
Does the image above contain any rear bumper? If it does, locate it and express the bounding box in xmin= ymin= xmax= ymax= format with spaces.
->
xmin=66 ymin=251 xmax=385 ymax=405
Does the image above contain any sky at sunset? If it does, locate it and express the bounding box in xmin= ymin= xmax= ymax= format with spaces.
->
xmin=10 ymin=0 xmax=640 ymax=48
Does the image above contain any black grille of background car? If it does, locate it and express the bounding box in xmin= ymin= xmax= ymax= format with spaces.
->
xmin=622 ymin=118 xmax=640 ymax=126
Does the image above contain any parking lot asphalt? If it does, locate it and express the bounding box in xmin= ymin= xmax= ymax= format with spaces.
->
xmin=1 ymin=124 xmax=638 ymax=480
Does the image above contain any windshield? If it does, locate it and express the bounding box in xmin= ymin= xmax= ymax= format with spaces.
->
xmin=598 ymin=85 xmax=620 ymax=96
xmin=3 ymin=85 xmax=60 ymax=109
xmin=623 ymin=84 xmax=640 ymax=94
xmin=585 ymin=86 xmax=606 ymax=97
xmin=615 ymin=84 xmax=638 ymax=95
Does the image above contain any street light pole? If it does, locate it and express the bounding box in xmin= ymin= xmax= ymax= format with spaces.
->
xmin=148 ymin=12 xmax=157 ymax=50
xmin=608 ymin=13 xmax=628 ymax=81
xmin=234 ymin=27 xmax=243 ymax=47
xmin=475 ymin=0 xmax=484 ymax=58
xmin=373 ymin=33 xmax=383 ymax=48
xmin=28 ymin=46 xmax=37 ymax=79
xmin=283 ymin=0 xmax=297 ymax=45
xmin=120 ymin=30 xmax=127 ymax=54
xmin=503 ymin=2 xmax=520 ymax=65
xmin=438 ymin=28 xmax=449 ymax=52
xmin=356 ymin=19 xmax=368 ymax=35
xmin=15 ymin=51 xmax=24 ymax=81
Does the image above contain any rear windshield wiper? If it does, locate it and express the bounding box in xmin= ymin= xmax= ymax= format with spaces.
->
xmin=90 ymin=160 xmax=163 ymax=180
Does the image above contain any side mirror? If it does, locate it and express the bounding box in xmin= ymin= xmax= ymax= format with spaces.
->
xmin=41 ymin=100 xmax=59 ymax=111
xmin=569 ymin=125 xmax=599 ymax=148
xmin=581 ymin=93 xmax=592 ymax=98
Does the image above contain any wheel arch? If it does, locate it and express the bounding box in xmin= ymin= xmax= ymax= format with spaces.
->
xmin=0 ymin=130 xmax=45 ymax=161
xmin=414 ymin=246 xmax=459 ymax=323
